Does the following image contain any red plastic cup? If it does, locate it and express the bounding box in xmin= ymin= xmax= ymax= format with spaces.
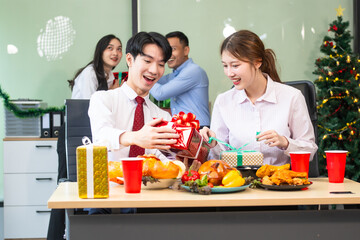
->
xmin=289 ymin=152 xmax=311 ymax=177
xmin=325 ymin=150 xmax=348 ymax=183
xmin=121 ymin=158 xmax=144 ymax=193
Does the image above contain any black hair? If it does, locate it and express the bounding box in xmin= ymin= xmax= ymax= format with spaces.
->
xmin=165 ymin=31 xmax=189 ymax=47
xmin=68 ymin=34 xmax=122 ymax=90
xmin=125 ymin=32 xmax=172 ymax=62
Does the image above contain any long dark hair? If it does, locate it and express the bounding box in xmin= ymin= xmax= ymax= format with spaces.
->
xmin=68 ymin=34 xmax=121 ymax=90
xmin=220 ymin=30 xmax=281 ymax=83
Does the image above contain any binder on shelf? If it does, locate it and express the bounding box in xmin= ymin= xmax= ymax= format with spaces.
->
xmin=41 ymin=113 xmax=51 ymax=138
xmin=51 ymin=111 xmax=63 ymax=137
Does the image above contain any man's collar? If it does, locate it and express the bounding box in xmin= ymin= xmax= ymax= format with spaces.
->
xmin=121 ymin=82 xmax=150 ymax=103
xmin=173 ymin=58 xmax=192 ymax=74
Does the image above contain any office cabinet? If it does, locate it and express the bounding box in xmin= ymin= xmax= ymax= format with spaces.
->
xmin=3 ymin=138 xmax=58 ymax=239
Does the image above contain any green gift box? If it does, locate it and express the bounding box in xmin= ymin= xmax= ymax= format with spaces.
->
xmin=221 ymin=150 xmax=263 ymax=167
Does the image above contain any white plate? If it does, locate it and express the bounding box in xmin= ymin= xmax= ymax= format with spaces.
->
xmin=141 ymin=178 xmax=177 ymax=189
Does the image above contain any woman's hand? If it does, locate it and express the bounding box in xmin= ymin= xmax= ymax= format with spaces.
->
xmin=120 ymin=118 xmax=179 ymax=150
xmin=199 ymin=127 xmax=217 ymax=148
xmin=109 ymin=79 xmax=120 ymax=89
xmin=256 ymin=130 xmax=289 ymax=149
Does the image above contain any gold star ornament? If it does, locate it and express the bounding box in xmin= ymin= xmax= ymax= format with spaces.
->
xmin=336 ymin=5 xmax=345 ymax=16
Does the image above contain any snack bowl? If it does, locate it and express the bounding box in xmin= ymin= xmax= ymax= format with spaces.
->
xmin=141 ymin=178 xmax=178 ymax=189
xmin=236 ymin=165 xmax=261 ymax=178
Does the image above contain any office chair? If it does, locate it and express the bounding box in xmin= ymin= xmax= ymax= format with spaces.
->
xmin=285 ymin=80 xmax=319 ymax=177
xmin=65 ymin=99 xmax=92 ymax=182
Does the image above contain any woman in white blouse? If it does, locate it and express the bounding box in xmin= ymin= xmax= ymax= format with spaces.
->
xmin=68 ymin=34 xmax=123 ymax=99
xmin=200 ymin=30 xmax=317 ymax=165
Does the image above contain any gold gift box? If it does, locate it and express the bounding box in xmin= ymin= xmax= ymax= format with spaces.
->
xmin=221 ymin=150 xmax=263 ymax=167
xmin=77 ymin=145 xmax=109 ymax=198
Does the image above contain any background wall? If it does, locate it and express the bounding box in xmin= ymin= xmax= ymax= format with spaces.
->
xmin=139 ymin=0 xmax=353 ymax=108
xmin=0 ymin=0 xmax=354 ymax=200
xmin=0 ymin=0 xmax=132 ymax=201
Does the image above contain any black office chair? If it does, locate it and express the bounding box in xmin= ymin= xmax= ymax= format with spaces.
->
xmin=65 ymin=99 xmax=92 ymax=182
xmin=285 ymin=80 xmax=319 ymax=177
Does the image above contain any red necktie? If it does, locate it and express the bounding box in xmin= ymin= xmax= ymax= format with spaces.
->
xmin=129 ymin=96 xmax=145 ymax=157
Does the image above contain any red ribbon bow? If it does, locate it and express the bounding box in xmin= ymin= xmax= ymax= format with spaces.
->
xmin=171 ymin=111 xmax=200 ymax=130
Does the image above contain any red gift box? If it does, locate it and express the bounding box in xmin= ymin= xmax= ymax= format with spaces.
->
xmin=155 ymin=112 xmax=210 ymax=162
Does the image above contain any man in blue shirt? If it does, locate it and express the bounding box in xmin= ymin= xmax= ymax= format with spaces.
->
xmin=150 ymin=31 xmax=210 ymax=128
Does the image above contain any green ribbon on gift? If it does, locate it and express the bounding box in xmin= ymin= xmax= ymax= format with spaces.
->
xmin=209 ymin=137 xmax=255 ymax=165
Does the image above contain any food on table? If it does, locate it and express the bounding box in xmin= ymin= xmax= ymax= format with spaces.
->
xmin=181 ymin=160 xmax=249 ymax=194
xmin=256 ymin=164 xmax=309 ymax=186
xmin=198 ymin=160 xmax=236 ymax=185
xmin=141 ymin=155 xmax=185 ymax=179
xmin=181 ymin=168 xmax=200 ymax=183
xmin=222 ymin=170 xmax=245 ymax=188
xmin=108 ymin=154 xmax=185 ymax=184
xmin=256 ymin=164 xmax=290 ymax=178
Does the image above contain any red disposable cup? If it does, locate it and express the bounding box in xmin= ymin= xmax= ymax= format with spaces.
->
xmin=289 ymin=152 xmax=311 ymax=177
xmin=121 ymin=158 xmax=144 ymax=193
xmin=325 ymin=150 xmax=347 ymax=183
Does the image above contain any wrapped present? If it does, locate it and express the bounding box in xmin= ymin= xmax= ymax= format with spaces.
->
xmin=76 ymin=137 xmax=109 ymax=199
xmin=221 ymin=150 xmax=263 ymax=167
xmin=208 ymin=137 xmax=263 ymax=167
xmin=155 ymin=112 xmax=210 ymax=162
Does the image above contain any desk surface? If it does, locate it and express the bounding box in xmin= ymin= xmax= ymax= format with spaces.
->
xmin=48 ymin=178 xmax=360 ymax=209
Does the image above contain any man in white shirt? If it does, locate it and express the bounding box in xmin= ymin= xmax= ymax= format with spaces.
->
xmin=89 ymin=31 xmax=180 ymax=162
xmin=88 ymin=32 xmax=180 ymax=214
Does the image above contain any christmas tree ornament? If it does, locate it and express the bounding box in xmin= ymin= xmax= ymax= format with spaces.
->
xmin=336 ymin=5 xmax=345 ymax=17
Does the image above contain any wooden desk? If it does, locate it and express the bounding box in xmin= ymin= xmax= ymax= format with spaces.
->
xmin=48 ymin=178 xmax=360 ymax=240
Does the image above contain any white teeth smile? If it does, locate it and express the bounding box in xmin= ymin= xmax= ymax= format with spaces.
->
xmin=144 ymin=76 xmax=155 ymax=81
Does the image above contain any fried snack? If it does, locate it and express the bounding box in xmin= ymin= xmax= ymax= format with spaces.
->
xmin=269 ymin=169 xmax=309 ymax=185
xmin=262 ymin=176 xmax=274 ymax=185
xmin=198 ymin=160 xmax=236 ymax=185
xmin=270 ymin=170 xmax=294 ymax=185
xmin=256 ymin=164 xmax=290 ymax=178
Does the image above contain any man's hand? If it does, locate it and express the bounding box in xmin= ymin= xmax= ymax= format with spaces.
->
xmin=120 ymin=118 xmax=179 ymax=150
xmin=199 ymin=127 xmax=217 ymax=148
xmin=256 ymin=130 xmax=289 ymax=149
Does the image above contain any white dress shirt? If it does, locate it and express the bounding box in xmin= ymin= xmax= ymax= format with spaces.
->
xmin=209 ymin=75 xmax=318 ymax=166
xmin=88 ymin=82 xmax=171 ymax=161
xmin=72 ymin=64 xmax=115 ymax=99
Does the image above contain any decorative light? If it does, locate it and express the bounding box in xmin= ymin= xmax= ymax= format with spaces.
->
xmin=330 ymin=90 xmax=334 ymax=96
xmin=323 ymin=135 xmax=328 ymax=140
xmin=319 ymin=76 xmax=323 ymax=80
xmin=322 ymin=99 xmax=328 ymax=104
xmin=338 ymin=134 xmax=343 ymax=140
xmin=354 ymin=98 xmax=359 ymax=103
xmin=350 ymin=130 xmax=355 ymax=135
xmin=347 ymin=55 xmax=351 ymax=63
xmin=345 ymin=90 xmax=350 ymax=95
xmin=336 ymin=61 xmax=340 ymax=66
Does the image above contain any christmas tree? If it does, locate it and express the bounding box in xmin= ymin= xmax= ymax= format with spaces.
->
xmin=313 ymin=5 xmax=360 ymax=181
